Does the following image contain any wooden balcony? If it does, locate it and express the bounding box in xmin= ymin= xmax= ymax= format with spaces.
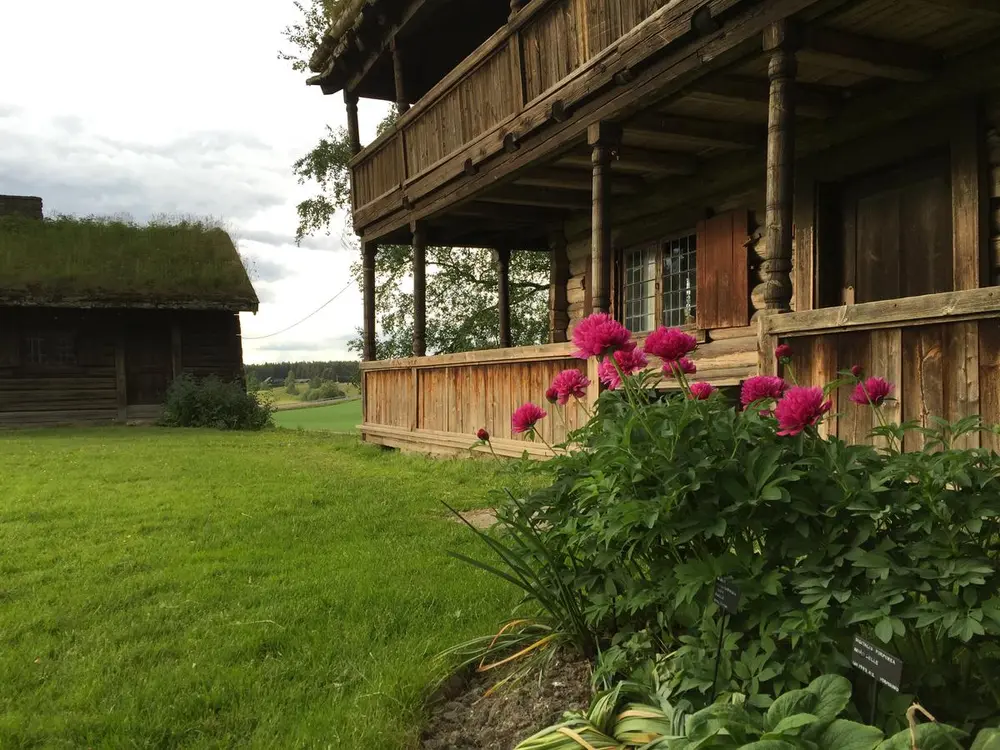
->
xmin=349 ymin=0 xmax=723 ymax=241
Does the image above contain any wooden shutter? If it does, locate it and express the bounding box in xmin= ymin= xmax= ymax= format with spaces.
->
xmin=696 ymin=209 xmax=749 ymax=329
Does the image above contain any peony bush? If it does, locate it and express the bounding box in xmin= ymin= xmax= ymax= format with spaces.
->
xmin=465 ymin=314 xmax=1000 ymax=735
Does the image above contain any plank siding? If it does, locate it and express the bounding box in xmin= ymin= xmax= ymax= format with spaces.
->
xmin=0 ymin=307 xmax=246 ymax=427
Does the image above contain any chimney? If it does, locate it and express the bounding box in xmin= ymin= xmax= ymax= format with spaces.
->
xmin=0 ymin=195 xmax=43 ymax=219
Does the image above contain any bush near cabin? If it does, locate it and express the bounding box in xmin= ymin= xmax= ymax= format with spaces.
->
xmin=455 ymin=314 xmax=1000 ymax=743
xmin=161 ymin=374 xmax=273 ymax=431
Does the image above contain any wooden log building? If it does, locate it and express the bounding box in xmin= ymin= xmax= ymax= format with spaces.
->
xmin=307 ymin=0 xmax=1000 ymax=457
xmin=0 ymin=198 xmax=258 ymax=427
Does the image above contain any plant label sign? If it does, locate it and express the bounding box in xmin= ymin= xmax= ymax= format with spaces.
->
xmin=713 ymin=577 xmax=741 ymax=615
xmin=852 ymin=636 xmax=903 ymax=691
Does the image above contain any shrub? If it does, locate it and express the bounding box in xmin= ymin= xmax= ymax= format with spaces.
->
xmin=161 ymin=374 xmax=273 ymax=430
xmin=461 ymin=314 xmax=1000 ymax=735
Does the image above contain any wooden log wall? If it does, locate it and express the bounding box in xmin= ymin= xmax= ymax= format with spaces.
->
xmin=178 ymin=312 xmax=244 ymax=382
xmin=988 ymin=96 xmax=1000 ymax=283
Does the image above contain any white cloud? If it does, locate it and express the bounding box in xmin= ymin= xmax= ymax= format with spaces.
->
xmin=0 ymin=0 xmax=390 ymax=364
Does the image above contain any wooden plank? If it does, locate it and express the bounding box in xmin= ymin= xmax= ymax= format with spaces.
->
xmin=685 ymin=75 xmax=841 ymax=119
xmin=760 ymin=287 xmax=1000 ymax=337
xmin=835 ymin=332 xmax=872 ymax=446
xmin=946 ymin=321 xmax=980 ymax=449
xmin=793 ymin=168 xmax=816 ymax=312
xmin=979 ymin=319 xmax=1000 ymax=453
xmin=951 ymin=103 xmax=990 ymax=292
xmin=902 ymin=326 xmax=944 ymax=452
xmin=115 ymin=333 xmax=127 ymax=422
xmin=798 ymin=27 xmax=937 ymax=83
xmin=624 ymin=113 xmax=764 ymax=149
xmin=869 ymin=328 xmax=902 ymax=451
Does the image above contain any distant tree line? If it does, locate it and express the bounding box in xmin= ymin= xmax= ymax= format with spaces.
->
xmin=245 ymin=361 xmax=359 ymax=384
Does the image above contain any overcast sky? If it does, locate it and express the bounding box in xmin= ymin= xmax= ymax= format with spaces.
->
xmin=0 ymin=1 xmax=390 ymax=363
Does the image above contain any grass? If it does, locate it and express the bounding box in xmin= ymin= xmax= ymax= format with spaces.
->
xmin=263 ymin=383 xmax=360 ymax=406
xmin=273 ymin=400 xmax=362 ymax=432
xmin=0 ymin=215 xmax=255 ymax=306
xmin=0 ymin=428 xmax=518 ymax=748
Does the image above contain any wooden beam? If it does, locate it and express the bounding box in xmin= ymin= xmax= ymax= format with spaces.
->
xmin=449 ymin=203 xmax=564 ymax=224
xmin=907 ymin=0 xmax=1000 ymax=15
xmin=685 ymin=75 xmax=840 ymax=119
xmin=560 ymin=146 xmax=697 ymax=175
xmin=951 ymin=102 xmax=990 ymax=291
xmin=514 ymin=167 xmax=645 ymax=193
xmin=170 ymin=323 xmax=183 ymax=380
xmin=479 ymin=186 xmax=591 ymax=210
xmin=411 ymin=223 xmax=427 ymax=356
xmin=626 ymin=113 xmax=764 ymax=149
xmin=549 ymin=231 xmax=570 ymax=343
xmin=589 ymin=121 xmax=620 ymax=314
xmin=363 ymin=242 xmax=377 ymax=361
xmin=391 ymin=37 xmax=410 ymax=114
xmin=344 ymin=90 xmax=362 ymax=156
xmin=497 ymin=248 xmax=512 ymax=347
xmin=753 ymin=21 xmax=797 ymax=316
xmin=115 ymin=331 xmax=127 ymax=423
xmin=799 ymin=27 xmax=937 ymax=82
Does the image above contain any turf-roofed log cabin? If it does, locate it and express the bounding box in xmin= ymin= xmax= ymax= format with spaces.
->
xmin=309 ymin=0 xmax=1000 ymax=457
xmin=0 ymin=197 xmax=258 ymax=427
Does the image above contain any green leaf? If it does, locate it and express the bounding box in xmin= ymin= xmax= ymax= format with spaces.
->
xmin=876 ymin=724 xmax=967 ymax=750
xmin=875 ymin=618 xmax=894 ymax=644
xmin=807 ymin=675 xmax=853 ymax=723
xmin=819 ymin=719 xmax=884 ymax=750
xmin=738 ymin=742 xmax=800 ymax=750
xmin=970 ymin=728 xmax=1000 ymax=750
xmin=765 ymin=689 xmax=818 ymax=732
xmin=770 ymin=713 xmax=818 ymax=737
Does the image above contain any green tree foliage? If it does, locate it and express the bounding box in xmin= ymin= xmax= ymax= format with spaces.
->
xmin=284 ymin=370 xmax=299 ymax=395
xmin=280 ymin=1 xmax=551 ymax=356
xmin=246 ymin=360 xmax=359 ymax=383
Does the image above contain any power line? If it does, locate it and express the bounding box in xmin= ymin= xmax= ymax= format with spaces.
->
xmin=243 ymin=281 xmax=354 ymax=340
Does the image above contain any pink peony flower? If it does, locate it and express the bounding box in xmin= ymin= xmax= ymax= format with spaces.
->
xmin=775 ymin=344 xmax=793 ymax=361
xmin=572 ymin=313 xmax=633 ymax=359
xmin=663 ymin=357 xmax=697 ymax=378
xmin=476 ymin=428 xmax=490 ymax=442
xmin=598 ymin=347 xmax=649 ymax=390
xmin=511 ymin=403 xmax=547 ymax=434
xmin=545 ymin=386 xmax=559 ymax=404
xmin=740 ymin=375 xmax=788 ymax=409
xmin=549 ymin=369 xmax=590 ymax=405
xmin=775 ymin=386 xmax=832 ymax=436
xmin=689 ymin=382 xmax=716 ymax=400
xmin=644 ymin=326 xmax=698 ymax=363
xmin=849 ymin=376 xmax=894 ymax=407
xmin=850 ymin=364 xmax=864 ymax=378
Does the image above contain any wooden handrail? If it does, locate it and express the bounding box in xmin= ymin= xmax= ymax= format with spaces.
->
xmin=760 ymin=288 xmax=1000 ymax=338
xmin=361 ymin=341 xmax=577 ymax=371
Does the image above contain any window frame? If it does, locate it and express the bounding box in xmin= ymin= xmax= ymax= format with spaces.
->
xmin=618 ymin=229 xmax=700 ymax=334
xmin=19 ymin=330 xmax=79 ymax=372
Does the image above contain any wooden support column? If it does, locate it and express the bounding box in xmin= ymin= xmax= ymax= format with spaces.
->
xmin=588 ymin=121 xmax=620 ymax=315
xmin=549 ymin=231 xmax=570 ymax=343
xmin=412 ymin=222 xmax=427 ymax=356
xmin=951 ymin=101 xmax=989 ymax=291
xmin=496 ymin=247 xmax=512 ymax=348
xmin=391 ymin=37 xmax=410 ymax=115
xmin=363 ymin=241 xmax=378 ymax=361
xmin=344 ymin=90 xmax=361 ymax=156
xmin=753 ymin=21 xmax=798 ymax=316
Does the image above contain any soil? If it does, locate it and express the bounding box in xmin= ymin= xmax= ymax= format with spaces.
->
xmin=420 ymin=655 xmax=593 ymax=750
xmin=452 ymin=509 xmax=498 ymax=530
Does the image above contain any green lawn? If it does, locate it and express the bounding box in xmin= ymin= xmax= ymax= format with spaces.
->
xmin=273 ymin=399 xmax=362 ymax=432
xmin=0 ymin=429 xmax=516 ymax=748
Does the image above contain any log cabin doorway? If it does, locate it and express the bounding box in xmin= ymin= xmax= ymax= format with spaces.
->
xmin=125 ymin=323 xmax=172 ymax=406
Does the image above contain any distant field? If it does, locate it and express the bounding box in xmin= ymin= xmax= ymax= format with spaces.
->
xmin=261 ymin=383 xmax=360 ymax=406
xmin=272 ymin=399 xmax=362 ymax=432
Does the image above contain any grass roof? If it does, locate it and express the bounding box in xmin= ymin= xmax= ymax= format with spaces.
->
xmin=0 ymin=216 xmax=259 ymax=311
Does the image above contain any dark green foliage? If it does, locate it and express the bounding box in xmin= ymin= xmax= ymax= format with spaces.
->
xmin=161 ymin=375 xmax=273 ymax=431
xmin=245 ymin=360 xmax=359 ymax=384
xmin=303 ymin=382 xmax=344 ymax=401
xmin=477 ymin=382 xmax=1000 ymax=733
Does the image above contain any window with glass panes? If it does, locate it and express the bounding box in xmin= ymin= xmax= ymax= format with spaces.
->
xmin=620 ymin=232 xmax=697 ymax=332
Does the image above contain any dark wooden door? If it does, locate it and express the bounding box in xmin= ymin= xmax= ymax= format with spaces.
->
xmin=842 ymin=154 xmax=952 ymax=304
xmin=126 ymin=324 xmax=171 ymax=405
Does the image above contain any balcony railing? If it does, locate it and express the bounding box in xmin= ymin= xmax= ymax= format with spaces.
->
xmin=349 ymin=0 xmax=684 ymax=230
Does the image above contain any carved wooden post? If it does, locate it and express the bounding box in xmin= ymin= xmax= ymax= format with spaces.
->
xmin=411 ymin=222 xmax=427 ymax=356
xmin=753 ymin=21 xmax=797 ymax=316
xmin=363 ymin=241 xmax=377 ymax=361
xmin=509 ymin=0 xmax=526 ymax=18
xmin=344 ymin=89 xmax=361 ymax=156
xmin=549 ymin=231 xmax=569 ymax=343
xmin=391 ymin=37 xmax=410 ymax=115
xmin=588 ymin=122 xmax=620 ymax=315
xmin=496 ymin=248 xmax=512 ymax=348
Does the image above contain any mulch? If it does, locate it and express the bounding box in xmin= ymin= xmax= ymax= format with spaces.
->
xmin=420 ymin=655 xmax=593 ymax=750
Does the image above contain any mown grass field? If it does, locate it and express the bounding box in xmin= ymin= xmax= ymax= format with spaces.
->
xmin=273 ymin=399 xmax=362 ymax=432
xmin=0 ymin=428 xmax=517 ymax=748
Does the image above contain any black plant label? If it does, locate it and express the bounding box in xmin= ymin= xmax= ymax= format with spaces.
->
xmin=713 ymin=577 xmax=741 ymax=615
xmin=852 ymin=635 xmax=903 ymax=691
